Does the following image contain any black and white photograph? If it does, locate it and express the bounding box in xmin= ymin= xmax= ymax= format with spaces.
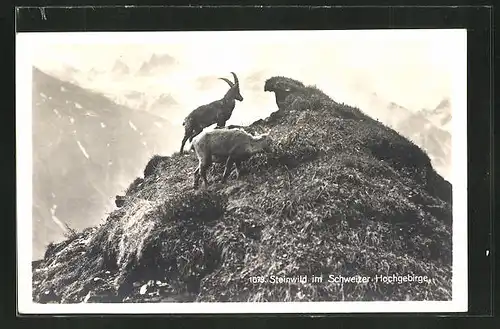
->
xmin=17 ymin=29 xmax=467 ymax=313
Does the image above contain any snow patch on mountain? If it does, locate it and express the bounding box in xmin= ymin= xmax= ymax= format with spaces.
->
xmin=76 ymin=140 xmax=90 ymax=159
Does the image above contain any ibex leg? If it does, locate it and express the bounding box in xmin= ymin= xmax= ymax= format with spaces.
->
xmin=193 ymin=166 xmax=201 ymax=189
xmin=180 ymin=134 xmax=190 ymax=153
xmin=234 ymin=161 xmax=242 ymax=179
xmin=221 ymin=156 xmax=233 ymax=183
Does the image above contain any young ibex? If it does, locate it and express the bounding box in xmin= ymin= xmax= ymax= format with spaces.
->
xmin=191 ymin=128 xmax=272 ymax=189
xmin=180 ymin=72 xmax=243 ymax=153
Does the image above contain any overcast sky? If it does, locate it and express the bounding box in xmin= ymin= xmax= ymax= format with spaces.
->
xmin=27 ymin=29 xmax=466 ymax=112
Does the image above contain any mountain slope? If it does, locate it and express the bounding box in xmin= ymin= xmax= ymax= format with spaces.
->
xmin=392 ymin=99 xmax=452 ymax=181
xmin=394 ymin=113 xmax=451 ymax=180
xmin=32 ymin=67 xmax=183 ymax=260
xmin=421 ymin=98 xmax=452 ymax=133
xmin=32 ymin=76 xmax=452 ymax=303
xmin=357 ymin=92 xmax=452 ymax=181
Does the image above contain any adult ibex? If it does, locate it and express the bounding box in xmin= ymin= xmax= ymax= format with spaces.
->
xmin=180 ymin=72 xmax=243 ymax=153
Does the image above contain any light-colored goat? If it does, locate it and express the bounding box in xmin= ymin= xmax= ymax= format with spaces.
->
xmin=191 ymin=128 xmax=272 ymax=189
xmin=180 ymin=72 xmax=243 ymax=153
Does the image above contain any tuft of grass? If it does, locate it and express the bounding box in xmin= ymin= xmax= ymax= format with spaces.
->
xmin=144 ymin=155 xmax=170 ymax=178
xmin=32 ymin=75 xmax=453 ymax=304
xmin=62 ymin=222 xmax=78 ymax=239
xmin=264 ymin=76 xmax=305 ymax=92
xmin=125 ymin=177 xmax=145 ymax=196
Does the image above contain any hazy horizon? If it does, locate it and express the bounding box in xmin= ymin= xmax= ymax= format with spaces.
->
xmin=30 ymin=30 xmax=458 ymax=113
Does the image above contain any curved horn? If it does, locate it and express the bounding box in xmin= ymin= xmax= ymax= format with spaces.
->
xmin=230 ymin=72 xmax=239 ymax=86
xmin=219 ymin=77 xmax=234 ymax=88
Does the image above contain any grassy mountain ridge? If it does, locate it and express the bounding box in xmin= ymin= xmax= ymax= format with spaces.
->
xmin=32 ymin=76 xmax=452 ymax=304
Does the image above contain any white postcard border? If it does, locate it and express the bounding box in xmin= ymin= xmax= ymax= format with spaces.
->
xmin=16 ymin=29 xmax=468 ymax=314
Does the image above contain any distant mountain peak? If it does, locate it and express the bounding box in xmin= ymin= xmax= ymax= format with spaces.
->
xmin=112 ymin=59 xmax=130 ymax=75
xmin=149 ymin=53 xmax=175 ymax=64
xmin=62 ymin=64 xmax=78 ymax=73
xmin=136 ymin=53 xmax=177 ymax=76
xmin=435 ymin=97 xmax=451 ymax=111
xmin=388 ymin=101 xmax=408 ymax=111
xmin=156 ymin=93 xmax=178 ymax=105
